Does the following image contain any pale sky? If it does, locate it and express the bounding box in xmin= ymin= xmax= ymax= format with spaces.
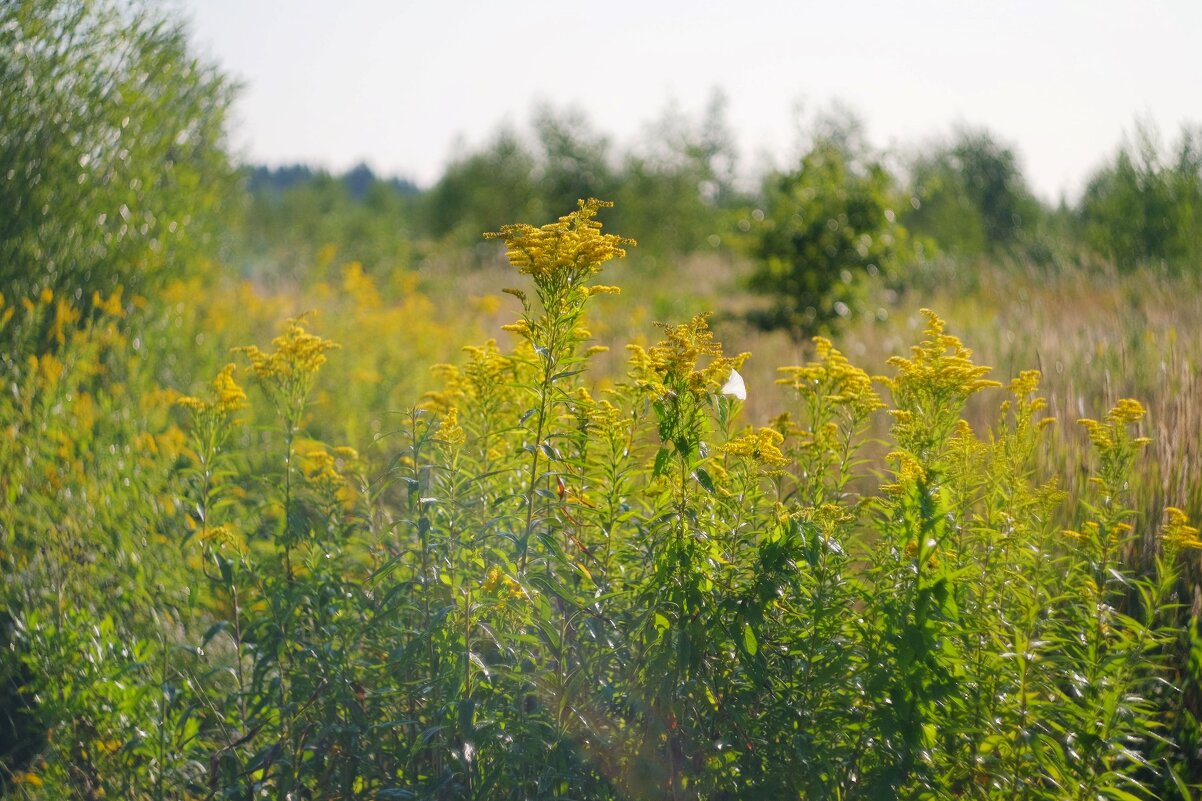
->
xmin=177 ymin=1 xmax=1202 ymax=203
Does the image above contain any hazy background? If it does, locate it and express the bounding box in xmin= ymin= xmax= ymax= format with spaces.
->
xmin=177 ymin=0 xmax=1202 ymax=203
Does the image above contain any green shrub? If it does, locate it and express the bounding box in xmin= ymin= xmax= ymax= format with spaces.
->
xmin=0 ymin=0 xmax=236 ymax=316
xmin=744 ymin=136 xmax=909 ymax=338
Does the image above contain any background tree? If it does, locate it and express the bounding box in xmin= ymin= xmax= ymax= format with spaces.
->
xmin=237 ymin=164 xmax=420 ymax=282
xmin=424 ymin=127 xmax=541 ymax=246
xmin=613 ymin=91 xmax=740 ymax=258
xmin=1079 ymin=122 xmax=1202 ymax=271
xmin=745 ymin=114 xmax=908 ymax=338
xmin=530 ymin=105 xmax=616 ymax=216
xmin=904 ymin=127 xmax=1043 ymax=257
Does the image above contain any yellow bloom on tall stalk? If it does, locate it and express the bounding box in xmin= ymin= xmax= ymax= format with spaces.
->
xmin=1162 ymin=507 xmax=1202 ymax=555
xmin=723 ymin=427 xmax=790 ymax=470
xmin=238 ymin=316 xmax=340 ymax=382
xmin=778 ymin=336 xmax=885 ymax=422
xmin=236 ymin=315 xmax=339 ymax=425
xmin=485 ymin=198 xmax=634 ymax=290
xmin=177 ymin=364 xmax=249 ymax=417
xmin=626 ymin=313 xmax=749 ymax=465
xmin=884 ymin=309 xmax=1000 ymax=405
xmin=1076 ymin=398 xmax=1150 ymax=500
xmin=881 ymin=309 xmax=1000 ymax=458
xmin=1077 ymin=398 xmax=1151 ymax=452
xmin=626 ymin=313 xmax=749 ymax=402
xmin=177 ymin=364 xmax=251 ymax=510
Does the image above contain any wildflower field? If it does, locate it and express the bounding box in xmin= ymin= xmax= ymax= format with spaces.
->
xmin=4 ymin=3 xmax=1202 ymax=799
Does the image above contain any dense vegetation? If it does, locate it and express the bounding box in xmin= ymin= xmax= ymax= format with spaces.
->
xmin=3 ymin=2 xmax=1202 ymax=799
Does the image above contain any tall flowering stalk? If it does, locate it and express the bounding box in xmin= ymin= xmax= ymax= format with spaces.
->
xmin=236 ymin=316 xmax=339 ymax=575
xmin=625 ymin=313 xmax=748 ymax=799
xmin=234 ymin=316 xmax=339 ymax=797
xmin=486 ymin=198 xmax=633 ymax=572
xmin=866 ymin=310 xmax=1002 ymax=797
xmin=776 ymin=335 xmax=884 ymax=506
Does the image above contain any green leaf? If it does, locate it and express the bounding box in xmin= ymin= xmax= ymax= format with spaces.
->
xmin=694 ymin=467 xmax=715 ymax=494
xmin=742 ymin=622 xmax=758 ymax=656
xmin=653 ymin=447 xmax=671 ymax=477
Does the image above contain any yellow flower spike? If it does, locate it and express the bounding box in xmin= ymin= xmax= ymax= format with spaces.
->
xmin=341 ymin=262 xmax=381 ymax=308
xmin=500 ymin=320 xmax=532 ymax=337
xmin=1162 ymin=507 xmax=1202 ymax=552
xmin=333 ymin=446 xmax=360 ymax=462
xmin=51 ymin=297 xmax=81 ymax=345
xmin=723 ymin=427 xmax=790 ymax=469
xmin=628 ymin=313 xmax=747 ymax=403
xmin=1108 ymin=398 xmax=1146 ymax=425
xmin=881 ymin=450 xmax=928 ymax=493
xmin=438 ymin=407 xmax=466 ymax=449
xmin=485 ymin=198 xmax=634 ymax=286
xmin=91 ymin=286 xmax=125 ymax=317
xmin=212 ymin=364 xmax=249 ymax=414
xmin=778 ymin=335 xmax=884 ymax=420
xmin=177 ymin=364 xmax=249 ymax=420
xmin=238 ymin=315 xmax=340 ymax=383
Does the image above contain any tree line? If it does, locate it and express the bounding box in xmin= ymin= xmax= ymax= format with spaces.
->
xmin=238 ymin=106 xmax=1202 ymax=334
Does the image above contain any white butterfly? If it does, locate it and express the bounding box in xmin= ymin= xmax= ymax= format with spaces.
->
xmin=720 ymin=368 xmax=746 ymax=401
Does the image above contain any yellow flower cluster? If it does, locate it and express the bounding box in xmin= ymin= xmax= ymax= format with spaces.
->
xmin=777 ymin=336 xmax=884 ymax=420
xmin=482 ymin=565 xmax=523 ymax=599
xmin=881 ymin=450 xmax=928 ymax=494
xmin=199 ymin=523 xmax=245 ymax=554
xmin=798 ymin=503 xmax=857 ymax=532
xmin=723 ymin=427 xmax=790 ymax=469
xmin=424 ymin=339 xmax=515 ymax=415
xmin=626 ymin=314 xmax=749 ymax=400
xmin=883 ymin=310 xmax=1001 ymax=404
xmin=999 ymin=370 xmax=1057 ymax=433
xmin=1008 ymin=370 xmax=1044 ymax=403
xmin=26 ymin=352 xmax=64 ymax=385
xmin=237 ymin=317 xmax=340 ymax=384
xmin=880 ymin=310 xmax=1000 ymax=456
xmin=1162 ymin=507 xmax=1202 ymax=552
xmin=1077 ymin=399 xmax=1151 ymax=451
xmin=91 ymin=286 xmax=125 ymax=317
xmin=1063 ymin=520 xmax=1135 ymax=548
xmin=437 ymin=407 xmax=466 ymax=449
xmin=485 ymin=198 xmax=634 ymax=286
xmin=296 ymin=441 xmax=362 ymax=507
xmin=176 ymin=364 xmax=249 ymax=417
xmin=51 ymin=297 xmax=81 ymax=345
xmin=574 ymin=387 xmax=623 ymax=435
xmin=341 ymin=262 xmax=381 ymax=308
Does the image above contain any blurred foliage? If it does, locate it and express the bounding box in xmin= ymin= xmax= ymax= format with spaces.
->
xmin=425 ymin=126 xmax=543 ymax=247
xmin=0 ymin=0 xmax=236 ymax=315
xmin=1080 ymin=122 xmax=1202 ymax=272
xmin=744 ymin=117 xmax=909 ymax=338
xmin=238 ymin=163 xmax=420 ymax=283
xmin=609 ymin=94 xmax=740 ymax=259
xmin=903 ymin=127 xmax=1043 ymax=258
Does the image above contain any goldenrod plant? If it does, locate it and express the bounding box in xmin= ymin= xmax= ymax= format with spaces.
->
xmin=4 ymin=202 xmax=1201 ymax=800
